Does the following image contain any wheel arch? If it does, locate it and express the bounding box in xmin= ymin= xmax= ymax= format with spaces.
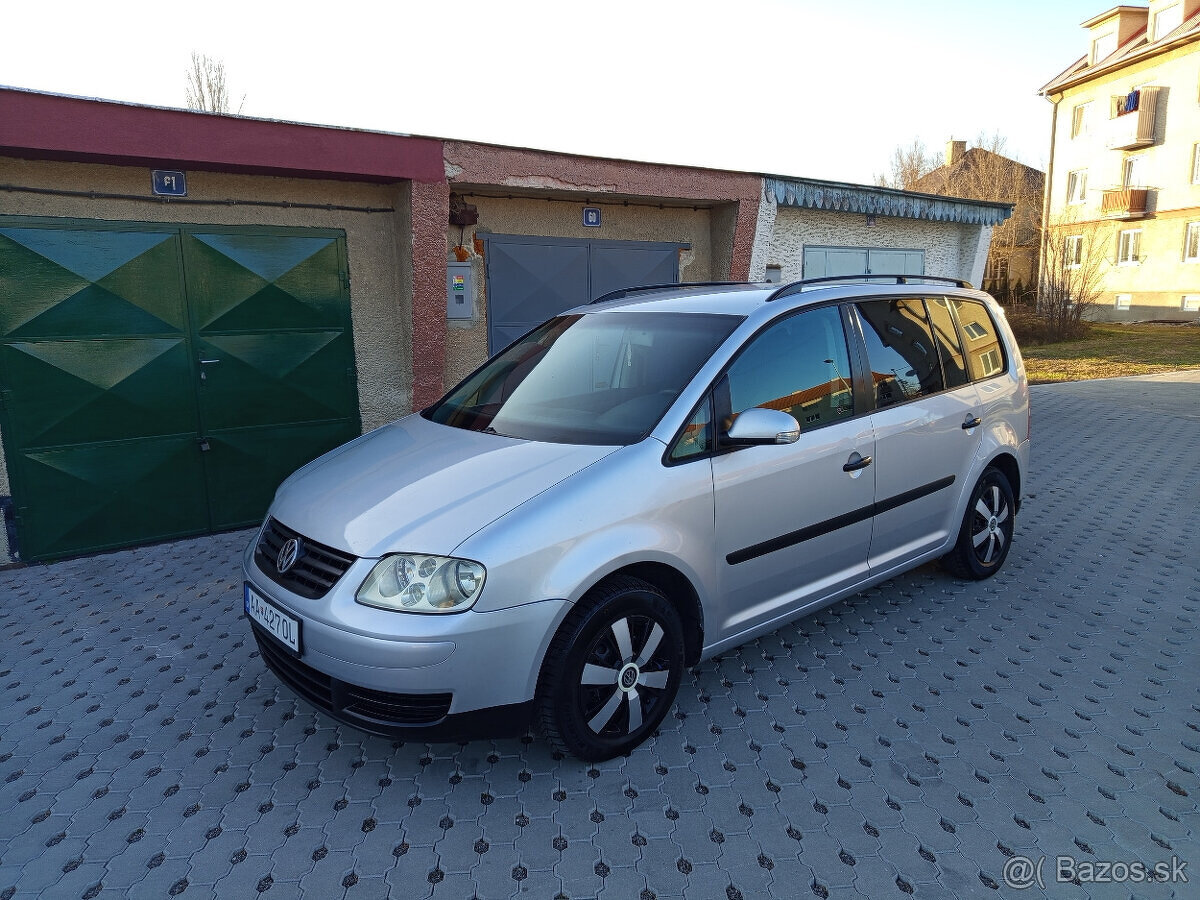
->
xmin=588 ymin=562 xmax=705 ymax=667
xmin=984 ymin=450 xmax=1022 ymax=512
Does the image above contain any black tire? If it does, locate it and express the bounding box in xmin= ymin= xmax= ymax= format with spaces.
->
xmin=536 ymin=575 xmax=684 ymax=761
xmin=942 ymin=467 xmax=1016 ymax=580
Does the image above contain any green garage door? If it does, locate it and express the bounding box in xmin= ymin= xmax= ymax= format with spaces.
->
xmin=0 ymin=218 xmax=361 ymax=561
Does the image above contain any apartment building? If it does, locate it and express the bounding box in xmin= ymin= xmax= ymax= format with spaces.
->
xmin=1040 ymin=1 xmax=1200 ymax=320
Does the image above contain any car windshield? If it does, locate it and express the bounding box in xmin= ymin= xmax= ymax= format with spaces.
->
xmin=425 ymin=311 xmax=741 ymax=444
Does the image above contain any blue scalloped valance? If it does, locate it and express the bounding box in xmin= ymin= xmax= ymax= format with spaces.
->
xmin=765 ymin=178 xmax=1012 ymax=226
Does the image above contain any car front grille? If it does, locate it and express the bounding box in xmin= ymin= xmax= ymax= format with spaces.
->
xmin=255 ymin=517 xmax=355 ymax=599
xmin=253 ymin=629 xmax=452 ymax=729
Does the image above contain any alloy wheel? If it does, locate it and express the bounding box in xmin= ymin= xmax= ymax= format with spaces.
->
xmin=579 ymin=614 xmax=673 ymax=738
xmin=971 ymin=483 xmax=1011 ymax=566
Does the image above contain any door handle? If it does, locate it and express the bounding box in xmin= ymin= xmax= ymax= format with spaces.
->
xmin=962 ymin=415 xmax=982 ymax=430
xmin=199 ymin=358 xmax=221 ymax=365
xmin=843 ymin=454 xmax=873 ymax=472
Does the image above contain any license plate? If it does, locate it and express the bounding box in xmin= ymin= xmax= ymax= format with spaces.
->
xmin=245 ymin=583 xmax=301 ymax=654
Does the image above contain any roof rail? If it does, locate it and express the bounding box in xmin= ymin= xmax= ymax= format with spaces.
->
xmin=766 ymin=274 xmax=973 ymax=303
xmin=590 ymin=281 xmax=754 ymax=305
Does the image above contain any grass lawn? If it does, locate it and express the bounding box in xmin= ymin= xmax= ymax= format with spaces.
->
xmin=1019 ymin=323 xmax=1200 ymax=383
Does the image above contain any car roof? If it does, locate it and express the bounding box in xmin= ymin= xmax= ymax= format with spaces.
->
xmin=576 ymin=279 xmax=992 ymax=319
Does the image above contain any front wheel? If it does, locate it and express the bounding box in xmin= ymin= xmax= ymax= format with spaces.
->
xmin=942 ymin=467 xmax=1016 ymax=580
xmin=537 ymin=576 xmax=684 ymax=761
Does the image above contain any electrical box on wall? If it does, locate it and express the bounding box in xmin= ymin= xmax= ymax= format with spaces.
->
xmin=446 ymin=262 xmax=474 ymax=319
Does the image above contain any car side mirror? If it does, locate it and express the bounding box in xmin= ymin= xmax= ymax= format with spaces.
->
xmin=724 ymin=408 xmax=801 ymax=446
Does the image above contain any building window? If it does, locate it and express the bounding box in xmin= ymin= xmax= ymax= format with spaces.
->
xmin=962 ymin=321 xmax=988 ymax=341
xmin=978 ymin=348 xmax=1003 ymax=378
xmin=1065 ymin=234 xmax=1084 ymax=268
xmin=1115 ymin=294 xmax=1132 ymax=310
xmin=1117 ymin=229 xmax=1142 ymax=264
xmin=1066 ymin=170 xmax=1087 ymax=205
xmin=1071 ymin=102 xmax=1091 ymax=138
xmin=1092 ymin=31 xmax=1117 ymax=64
xmin=1122 ymin=155 xmax=1145 ymax=188
xmin=1183 ymin=295 xmax=1200 ymax=312
xmin=1192 ymin=144 xmax=1200 ymax=184
xmin=1153 ymin=3 xmax=1182 ymax=40
xmin=1185 ymin=222 xmax=1200 ymax=262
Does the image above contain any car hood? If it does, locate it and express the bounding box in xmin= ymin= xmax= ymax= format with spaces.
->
xmin=269 ymin=413 xmax=617 ymax=559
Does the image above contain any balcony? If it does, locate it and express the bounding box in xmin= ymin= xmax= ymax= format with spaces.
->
xmin=1105 ymin=87 xmax=1161 ymax=150
xmin=1100 ymin=188 xmax=1150 ymax=219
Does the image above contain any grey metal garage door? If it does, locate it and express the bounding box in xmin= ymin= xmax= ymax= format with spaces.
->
xmin=483 ymin=235 xmax=684 ymax=354
xmin=803 ymin=246 xmax=925 ymax=279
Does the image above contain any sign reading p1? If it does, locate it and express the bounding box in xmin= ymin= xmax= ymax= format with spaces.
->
xmin=583 ymin=207 xmax=601 ymax=228
xmin=151 ymin=170 xmax=188 ymax=197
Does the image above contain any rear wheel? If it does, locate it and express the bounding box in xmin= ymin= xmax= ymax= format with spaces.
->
xmin=942 ymin=467 xmax=1015 ymax=579
xmin=537 ymin=576 xmax=684 ymax=761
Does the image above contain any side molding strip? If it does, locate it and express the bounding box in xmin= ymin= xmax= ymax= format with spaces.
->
xmin=726 ymin=475 xmax=956 ymax=565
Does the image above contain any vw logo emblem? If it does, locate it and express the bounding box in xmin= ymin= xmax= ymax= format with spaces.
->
xmin=277 ymin=538 xmax=302 ymax=574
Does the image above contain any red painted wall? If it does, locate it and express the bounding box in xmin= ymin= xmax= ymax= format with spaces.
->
xmin=445 ymin=141 xmax=760 ymax=281
xmin=0 ymin=88 xmax=444 ymax=183
xmin=410 ymin=181 xmax=451 ymax=409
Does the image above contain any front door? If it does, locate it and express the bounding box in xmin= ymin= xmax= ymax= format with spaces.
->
xmin=711 ymin=304 xmax=875 ymax=642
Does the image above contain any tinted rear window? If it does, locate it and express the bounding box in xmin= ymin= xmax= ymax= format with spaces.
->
xmin=951 ymin=300 xmax=1007 ymax=381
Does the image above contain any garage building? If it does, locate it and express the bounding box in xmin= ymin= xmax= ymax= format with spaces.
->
xmin=0 ymin=88 xmax=1011 ymax=563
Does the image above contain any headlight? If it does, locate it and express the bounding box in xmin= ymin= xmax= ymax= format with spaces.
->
xmin=356 ymin=553 xmax=486 ymax=613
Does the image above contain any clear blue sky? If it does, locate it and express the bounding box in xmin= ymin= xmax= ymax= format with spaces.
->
xmin=2 ymin=0 xmax=1108 ymax=183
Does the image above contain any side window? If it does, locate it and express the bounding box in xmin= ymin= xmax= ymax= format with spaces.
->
xmin=927 ymin=299 xmax=970 ymax=389
xmin=950 ymin=300 xmax=1008 ymax=381
xmin=669 ymin=398 xmax=713 ymax=462
xmin=856 ymin=299 xmax=944 ymax=407
xmin=725 ymin=306 xmax=855 ymax=432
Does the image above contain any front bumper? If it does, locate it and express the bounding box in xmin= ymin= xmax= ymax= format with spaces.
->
xmin=242 ymin=537 xmax=570 ymax=740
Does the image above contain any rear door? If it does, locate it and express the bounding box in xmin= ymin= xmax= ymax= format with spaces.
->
xmin=852 ymin=297 xmax=982 ymax=572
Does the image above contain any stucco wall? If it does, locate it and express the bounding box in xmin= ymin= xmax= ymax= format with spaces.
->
xmin=756 ymin=201 xmax=990 ymax=283
xmin=1046 ymin=38 xmax=1200 ymax=317
xmin=441 ymin=195 xmax=715 ymax=386
xmin=0 ymin=156 xmax=416 ymax=502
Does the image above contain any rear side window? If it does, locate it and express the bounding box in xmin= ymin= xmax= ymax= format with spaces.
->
xmin=927 ymin=299 xmax=970 ymax=389
xmin=951 ymin=300 xmax=1007 ymax=380
xmin=856 ymin=299 xmax=944 ymax=407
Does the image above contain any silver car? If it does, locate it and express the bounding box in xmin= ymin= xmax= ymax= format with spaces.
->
xmin=243 ymin=277 xmax=1030 ymax=760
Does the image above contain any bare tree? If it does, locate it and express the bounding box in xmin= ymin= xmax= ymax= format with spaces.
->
xmin=185 ymin=52 xmax=245 ymax=114
xmin=939 ymin=133 xmax=1044 ymax=304
xmin=875 ymin=139 xmax=943 ymax=190
xmin=1038 ymin=211 xmax=1112 ymax=340
xmin=897 ymin=133 xmax=1044 ymax=305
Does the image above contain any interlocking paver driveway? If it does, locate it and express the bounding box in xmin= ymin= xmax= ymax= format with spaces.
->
xmin=2 ymin=372 xmax=1198 ymax=899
